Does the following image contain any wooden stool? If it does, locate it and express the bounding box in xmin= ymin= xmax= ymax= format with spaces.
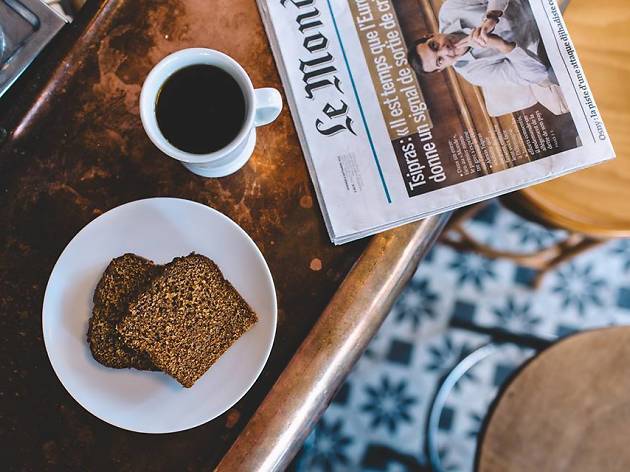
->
xmin=443 ymin=0 xmax=630 ymax=287
xmin=477 ymin=327 xmax=630 ymax=472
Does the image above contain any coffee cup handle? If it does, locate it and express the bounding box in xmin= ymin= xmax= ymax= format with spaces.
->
xmin=254 ymin=88 xmax=283 ymax=126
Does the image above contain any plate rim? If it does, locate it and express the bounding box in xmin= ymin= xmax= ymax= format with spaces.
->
xmin=42 ymin=197 xmax=277 ymax=433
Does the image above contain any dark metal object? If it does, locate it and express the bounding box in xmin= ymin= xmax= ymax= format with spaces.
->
xmin=0 ymin=0 xmax=443 ymax=469
xmin=451 ymin=317 xmax=555 ymax=352
xmin=425 ymin=321 xmax=555 ymax=472
xmin=426 ymin=344 xmax=500 ymax=472
xmin=0 ymin=0 xmax=67 ymax=97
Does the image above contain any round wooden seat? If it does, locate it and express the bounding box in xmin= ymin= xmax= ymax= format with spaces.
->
xmin=508 ymin=0 xmax=630 ymax=238
xmin=477 ymin=327 xmax=630 ymax=472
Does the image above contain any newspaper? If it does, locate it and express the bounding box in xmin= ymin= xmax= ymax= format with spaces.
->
xmin=257 ymin=0 xmax=615 ymax=244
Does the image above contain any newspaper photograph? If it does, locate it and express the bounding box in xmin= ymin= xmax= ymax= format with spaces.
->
xmin=257 ymin=0 xmax=615 ymax=244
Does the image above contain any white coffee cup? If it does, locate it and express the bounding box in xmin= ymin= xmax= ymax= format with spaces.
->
xmin=140 ymin=48 xmax=282 ymax=177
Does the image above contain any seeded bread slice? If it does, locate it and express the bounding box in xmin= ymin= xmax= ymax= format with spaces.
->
xmin=87 ymin=253 xmax=160 ymax=370
xmin=117 ymin=253 xmax=258 ymax=387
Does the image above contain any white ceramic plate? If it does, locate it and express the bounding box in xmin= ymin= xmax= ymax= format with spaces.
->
xmin=42 ymin=198 xmax=277 ymax=433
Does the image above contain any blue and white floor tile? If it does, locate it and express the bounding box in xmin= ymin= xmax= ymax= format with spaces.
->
xmin=294 ymin=201 xmax=630 ymax=471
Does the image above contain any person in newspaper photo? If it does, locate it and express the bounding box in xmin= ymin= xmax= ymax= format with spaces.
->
xmin=409 ymin=0 xmax=557 ymax=89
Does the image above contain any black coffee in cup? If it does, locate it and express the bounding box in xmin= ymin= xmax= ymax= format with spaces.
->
xmin=155 ymin=64 xmax=246 ymax=154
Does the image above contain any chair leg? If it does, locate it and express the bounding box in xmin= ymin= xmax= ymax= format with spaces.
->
xmin=441 ymin=205 xmax=609 ymax=288
xmin=530 ymin=237 xmax=607 ymax=288
xmin=444 ymin=201 xmax=490 ymax=231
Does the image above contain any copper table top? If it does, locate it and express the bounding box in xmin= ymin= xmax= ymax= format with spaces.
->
xmin=0 ymin=0 xmax=444 ymax=469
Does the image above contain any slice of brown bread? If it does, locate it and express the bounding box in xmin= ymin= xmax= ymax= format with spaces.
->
xmin=117 ymin=253 xmax=258 ymax=387
xmin=87 ymin=253 xmax=160 ymax=370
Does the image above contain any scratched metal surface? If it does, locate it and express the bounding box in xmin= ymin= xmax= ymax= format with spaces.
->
xmin=0 ymin=0 xmax=367 ymax=468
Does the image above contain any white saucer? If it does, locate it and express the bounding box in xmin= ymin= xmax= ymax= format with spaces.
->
xmin=181 ymin=129 xmax=257 ymax=178
xmin=42 ymin=198 xmax=277 ymax=433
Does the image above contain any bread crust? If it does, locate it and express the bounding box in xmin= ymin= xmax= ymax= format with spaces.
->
xmin=118 ymin=253 xmax=258 ymax=387
xmin=87 ymin=254 xmax=160 ymax=370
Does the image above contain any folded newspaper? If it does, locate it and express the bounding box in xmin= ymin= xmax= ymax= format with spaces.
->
xmin=257 ymin=0 xmax=615 ymax=244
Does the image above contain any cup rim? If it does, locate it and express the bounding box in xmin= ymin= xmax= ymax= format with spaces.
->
xmin=140 ymin=48 xmax=255 ymax=164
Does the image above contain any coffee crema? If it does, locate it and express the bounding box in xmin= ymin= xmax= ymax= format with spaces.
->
xmin=155 ymin=64 xmax=246 ymax=155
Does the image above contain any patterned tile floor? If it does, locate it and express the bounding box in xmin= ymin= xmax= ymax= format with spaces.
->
xmin=293 ymin=200 xmax=630 ymax=472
